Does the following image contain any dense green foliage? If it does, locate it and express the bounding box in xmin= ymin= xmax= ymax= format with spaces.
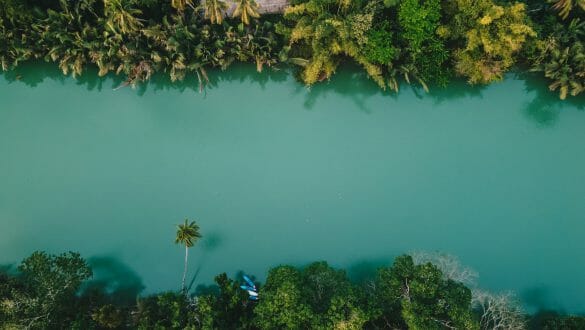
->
xmin=2 ymin=251 xmax=584 ymax=329
xmin=370 ymin=255 xmax=476 ymax=329
xmin=277 ymin=0 xmax=449 ymax=91
xmin=278 ymin=0 xmax=386 ymax=87
xmin=0 ymin=252 xmax=92 ymax=328
xmin=0 ymin=0 xmax=583 ymax=98
xmin=397 ymin=0 xmax=449 ymax=89
xmin=527 ymin=2 xmax=584 ymax=99
xmin=439 ymin=0 xmax=536 ymax=84
xmin=0 ymin=0 xmax=281 ymax=91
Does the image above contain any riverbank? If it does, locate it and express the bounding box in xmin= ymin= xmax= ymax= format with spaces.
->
xmin=1 ymin=0 xmax=583 ymax=98
xmin=2 ymin=251 xmax=584 ymax=329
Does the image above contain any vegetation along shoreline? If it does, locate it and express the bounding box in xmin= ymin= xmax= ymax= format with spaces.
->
xmin=1 ymin=0 xmax=583 ymax=98
xmin=2 ymin=249 xmax=585 ymax=329
xmin=1 ymin=220 xmax=584 ymax=328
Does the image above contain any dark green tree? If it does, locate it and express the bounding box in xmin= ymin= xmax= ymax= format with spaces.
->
xmin=370 ymin=255 xmax=478 ymax=329
xmin=195 ymin=273 xmax=255 ymax=328
xmin=134 ymin=291 xmax=195 ymax=328
xmin=254 ymin=265 xmax=314 ymax=329
xmin=301 ymin=261 xmax=368 ymax=328
xmin=398 ymin=0 xmax=450 ymax=89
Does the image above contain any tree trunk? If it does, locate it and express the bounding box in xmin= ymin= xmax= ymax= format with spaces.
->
xmin=182 ymin=245 xmax=189 ymax=293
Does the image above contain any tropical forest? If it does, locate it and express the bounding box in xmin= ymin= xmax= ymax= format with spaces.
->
xmin=0 ymin=0 xmax=583 ymax=97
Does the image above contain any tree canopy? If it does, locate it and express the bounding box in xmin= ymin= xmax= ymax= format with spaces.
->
xmin=0 ymin=0 xmax=582 ymax=97
xmin=1 ymin=251 xmax=583 ymax=328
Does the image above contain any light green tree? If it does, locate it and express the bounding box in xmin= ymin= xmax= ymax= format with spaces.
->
xmin=440 ymin=0 xmax=536 ymax=84
xmin=282 ymin=0 xmax=384 ymax=87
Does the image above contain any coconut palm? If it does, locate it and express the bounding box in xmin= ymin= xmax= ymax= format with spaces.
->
xmin=171 ymin=0 xmax=195 ymax=12
xmin=233 ymin=0 xmax=260 ymax=25
xmin=203 ymin=0 xmax=228 ymax=24
xmin=531 ymin=19 xmax=585 ymax=99
xmin=550 ymin=0 xmax=585 ymax=19
xmin=175 ymin=219 xmax=202 ymax=293
xmin=542 ymin=41 xmax=584 ymax=99
xmin=103 ymin=0 xmax=143 ymax=34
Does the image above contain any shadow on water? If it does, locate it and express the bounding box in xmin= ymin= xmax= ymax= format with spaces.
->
xmin=0 ymin=263 xmax=15 ymax=274
xmin=128 ymin=64 xmax=289 ymax=96
xmin=193 ymin=282 xmax=221 ymax=296
xmin=211 ymin=64 xmax=289 ymax=90
xmin=82 ymin=256 xmax=145 ymax=305
xmin=520 ymin=285 xmax=558 ymax=313
xmin=290 ymin=63 xmax=386 ymax=113
xmin=516 ymin=71 xmax=585 ymax=127
xmin=185 ymin=231 xmax=225 ymax=293
xmin=200 ymin=231 xmax=224 ymax=253
xmin=425 ymin=77 xmax=487 ymax=104
xmin=0 ymin=61 xmax=289 ymax=96
xmin=345 ymin=257 xmax=392 ymax=284
xmin=3 ymin=61 xmax=584 ymax=125
xmin=1 ymin=62 xmax=125 ymax=91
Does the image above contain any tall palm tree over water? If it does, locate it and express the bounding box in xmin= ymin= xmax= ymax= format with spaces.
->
xmin=203 ymin=0 xmax=228 ymax=24
xmin=233 ymin=0 xmax=260 ymax=25
xmin=175 ymin=219 xmax=202 ymax=293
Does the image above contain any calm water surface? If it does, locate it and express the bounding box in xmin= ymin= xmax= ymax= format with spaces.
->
xmin=1 ymin=64 xmax=584 ymax=313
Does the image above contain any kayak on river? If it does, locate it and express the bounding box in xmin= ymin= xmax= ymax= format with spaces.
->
xmin=243 ymin=274 xmax=256 ymax=290
xmin=242 ymin=274 xmax=259 ymax=301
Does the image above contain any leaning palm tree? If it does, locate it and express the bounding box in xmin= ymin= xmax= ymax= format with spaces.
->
xmin=203 ymin=0 xmax=229 ymax=24
xmin=175 ymin=219 xmax=202 ymax=293
xmin=233 ymin=0 xmax=260 ymax=25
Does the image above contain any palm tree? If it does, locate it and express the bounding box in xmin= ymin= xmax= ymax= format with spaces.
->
xmin=203 ymin=0 xmax=228 ymax=24
xmin=103 ymin=0 xmax=143 ymax=35
xmin=542 ymin=41 xmax=585 ymax=99
xmin=171 ymin=0 xmax=195 ymax=12
xmin=233 ymin=0 xmax=260 ymax=25
xmin=550 ymin=0 xmax=585 ymax=20
xmin=175 ymin=219 xmax=202 ymax=293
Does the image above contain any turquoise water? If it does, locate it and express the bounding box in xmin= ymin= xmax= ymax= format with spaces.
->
xmin=1 ymin=64 xmax=584 ymax=313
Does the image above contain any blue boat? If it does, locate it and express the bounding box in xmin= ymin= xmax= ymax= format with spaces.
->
xmin=240 ymin=285 xmax=256 ymax=291
xmin=243 ymin=275 xmax=256 ymax=290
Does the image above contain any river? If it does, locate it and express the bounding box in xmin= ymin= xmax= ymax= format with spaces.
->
xmin=0 ymin=63 xmax=584 ymax=313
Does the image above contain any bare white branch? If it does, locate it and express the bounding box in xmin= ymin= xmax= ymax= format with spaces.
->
xmin=409 ymin=250 xmax=478 ymax=285
xmin=472 ymin=290 xmax=526 ymax=330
